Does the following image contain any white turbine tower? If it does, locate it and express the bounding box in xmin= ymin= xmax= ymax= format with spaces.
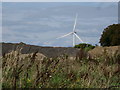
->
xmin=57 ymin=14 xmax=84 ymax=47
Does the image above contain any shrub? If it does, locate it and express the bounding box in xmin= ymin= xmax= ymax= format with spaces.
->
xmin=74 ymin=43 xmax=95 ymax=51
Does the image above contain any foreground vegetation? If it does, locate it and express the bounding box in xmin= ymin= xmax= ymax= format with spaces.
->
xmin=2 ymin=49 xmax=120 ymax=88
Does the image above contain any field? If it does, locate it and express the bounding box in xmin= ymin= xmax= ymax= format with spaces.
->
xmin=2 ymin=46 xmax=120 ymax=88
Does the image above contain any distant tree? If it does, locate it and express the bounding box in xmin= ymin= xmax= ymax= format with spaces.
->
xmin=99 ymin=24 xmax=120 ymax=46
xmin=19 ymin=42 xmax=26 ymax=45
xmin=74 ymin=43 xmax=95 ymax=51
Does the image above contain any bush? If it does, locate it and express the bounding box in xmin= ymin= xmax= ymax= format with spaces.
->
xmin=74 ymin=43 xmax=95 ymax=51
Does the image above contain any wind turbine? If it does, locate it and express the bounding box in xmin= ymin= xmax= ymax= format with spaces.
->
xmin=57 ymin=14 xmax=84 ymax=47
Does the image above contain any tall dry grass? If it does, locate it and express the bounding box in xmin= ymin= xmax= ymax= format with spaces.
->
xmin=2 ymin=49 xmax=120 ymax=88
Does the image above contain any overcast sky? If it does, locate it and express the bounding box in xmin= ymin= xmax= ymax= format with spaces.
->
xmin=2 ymin=2 xmax=118 ymax=47
xmin=2 ymin=0 xmax=120 ymax=2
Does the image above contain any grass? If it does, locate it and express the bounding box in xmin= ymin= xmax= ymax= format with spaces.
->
xmin=2 ymin=49 xmax=120 ymax=88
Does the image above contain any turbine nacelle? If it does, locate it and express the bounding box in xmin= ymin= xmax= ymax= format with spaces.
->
xmin=74 ymin=31 xmax=77 ymax=33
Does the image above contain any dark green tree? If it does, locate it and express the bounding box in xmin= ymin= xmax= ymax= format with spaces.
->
xmin=99 ymin=24 xmax=120 ymax=46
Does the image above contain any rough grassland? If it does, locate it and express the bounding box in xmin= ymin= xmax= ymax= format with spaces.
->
xmin=2 ymin=47 xmax=120 ymax=88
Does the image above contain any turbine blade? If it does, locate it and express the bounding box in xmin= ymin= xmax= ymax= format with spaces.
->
xmin=74 ymin=33 xmax=84 ymax=43
xmin=57 ymin=32 xmax=73 ymax=39
xmin=73 ymin=14 xmax=78 ymax=32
